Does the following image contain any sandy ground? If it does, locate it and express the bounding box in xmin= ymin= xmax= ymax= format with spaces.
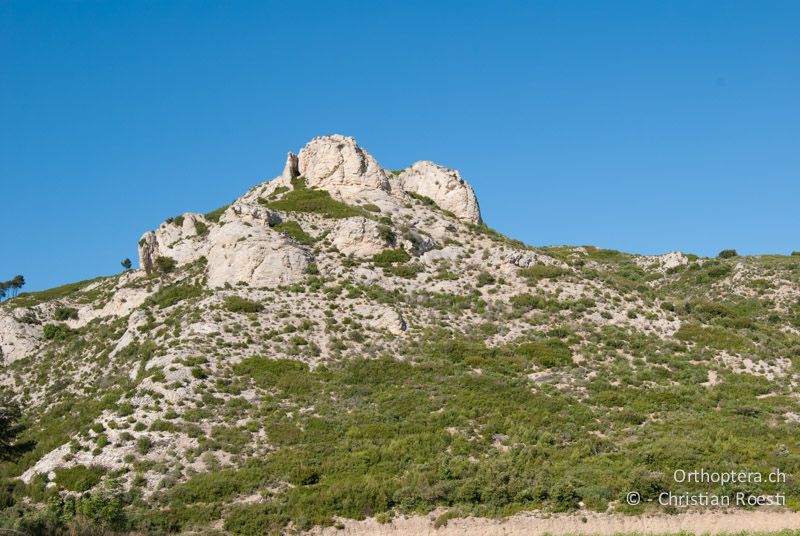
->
xmin=307 ymin=510 xmax=800 ymax=535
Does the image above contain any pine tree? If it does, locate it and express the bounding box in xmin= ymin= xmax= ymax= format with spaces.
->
xmin=0 ymin=392 xmax=30 ymax=461
xmin=9 ymin=275 xmax=25 ymax=297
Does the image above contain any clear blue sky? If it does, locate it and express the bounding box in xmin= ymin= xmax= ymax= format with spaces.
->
xmin=2 ymin=1 xmax=798 ymax=292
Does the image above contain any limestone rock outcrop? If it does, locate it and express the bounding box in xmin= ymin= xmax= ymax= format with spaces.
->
xmin=206 ymin=222 xmax=311 ymax=288
xmin=398 ymin=161 xmax=481 ymax=224
xmin=331 ymin=217 xmax=391 ymax=257
xmin=0 ymin=311 xmax=42 ymax=364
xmin=138 ymin=213 xmax=211 ymax=273
xmin=297 ymin=135 xmax=391 ymax=195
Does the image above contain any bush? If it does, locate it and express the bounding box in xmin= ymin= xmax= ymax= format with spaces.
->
xmin=204 ymin=204 xmax=230 ymax=223
xmin=224 ymin=296 xmax=264 ymax=313
xmin=792 ymin=251 xmax=800 ymax=256
xmin=476 ymin=271 xmax=496 ymax=287
xmin=53 ymin=465 xmax=105 ymax=492
xmin=259 ymin=178 xmax=366 ymax=219
xmin=194 ymin=220 xmax=209 ymax=236
xmin=136 ymin=436 xmax=152 ymax=455
xmin=718 ymin=249 xmax=738 ymax=259
xmin=155 ymin=256 xmax=177 ymax=274
xmin=43 ymin=323 xmax=75 ymax=341
xmin=147 ymin=284 xmax=203 ymax=308
xmin=273 ymin=221 xmax=314 ymax=245
xmin=518 ymin=264 xmax=569 ymax=282
xmin=54 ymin=306 xmax=78 ymax=321
xmin=378 ymin=225 xmax=396 ymax=244
xmin=372 ymin=248 xmax=411 ymax=267
xmin=515 ymin=339 xmax=573 ymax=368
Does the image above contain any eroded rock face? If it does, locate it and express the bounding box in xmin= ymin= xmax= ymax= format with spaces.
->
xmin=0 ymin=311 xmax=42 ymax=364
xmin=398 ymin=161 xmax=481 ymax=224
xmin=138 ymin=213 xmax=211 ymax=273
xmin=331 ymin=217 xmax=390 ymax=257
xmin=298 ymin=135 xmax=391 ymax=195
xmin=206 ymin=222 xmax=312 ymax=288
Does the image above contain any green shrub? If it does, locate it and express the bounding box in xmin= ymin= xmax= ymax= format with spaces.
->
xmin=476 ymin=271 xmax=496 ymax=287
xmin=518 ymin=264 xmax=569 ymax=282
xmin=204 ymin=204 xmax=230 ymax=223
xmin=155 ymin=256 xmax=177 ymax=274
xmin=136 ymin=436 xmax=152 ymax=455
xmin=54 ymin=306 xmax=78 ymax=321
xmin=408 ymin=191 xmax=438 ymax=209
xmin=259 ymin=178 xmax=366 ymax=219
xmin=194 ymin=220 xmax=209 ymax=236
xmin=515 ymin=339 xmax=573 ymax=368
xmin=147 ymin=284 xmax=203 ymax=308
xmin=43 ymin=323 xmax=75 ymax=341
xmin=362 ymin=203 xmax=381 ymax=213
xmin=224 ymin=296 xmax=264 ymax=313
xmin=372 ymin=248 xmax=411 ymax=267
xmin=387 ymin=263 xmax=423 ymax=279
xmin=675 ymin=323 xmax=751 ymax=352
xmin=718 ymin=249 xmax=738 ymax=259
xmin=273 ymin=220 xmax=314 ymax=245
xmin=378 ymin=225 xmax=396 ymax=244
xmin=53 ymin=465 xmax=105 ymax=492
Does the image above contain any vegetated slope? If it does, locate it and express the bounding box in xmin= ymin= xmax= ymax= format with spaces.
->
xmin=0 ymin=135 xmax=799 ymax=535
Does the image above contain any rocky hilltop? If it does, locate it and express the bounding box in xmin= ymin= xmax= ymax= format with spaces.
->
xmin=1 ymin=136 xmax=799 ymax=535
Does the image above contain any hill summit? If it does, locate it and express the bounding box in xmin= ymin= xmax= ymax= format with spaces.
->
xmin=137 ymin=135 xmax=482 ymax=289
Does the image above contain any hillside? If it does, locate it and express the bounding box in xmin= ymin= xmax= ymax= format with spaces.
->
xmin=1 ymin=135 xmax=800 ymax=535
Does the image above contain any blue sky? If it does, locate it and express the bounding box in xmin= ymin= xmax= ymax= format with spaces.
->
xmin=1 ymin=1 xmax=798 ymax=292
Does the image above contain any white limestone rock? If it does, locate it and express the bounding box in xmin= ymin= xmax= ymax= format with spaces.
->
xmin=0 ymin=311 xmax=42 ymax=364
xmin=298 ymin=135 xmax=392 ymax=195
xmin=138 ymin=213 xmax=211 ymax=273
xmin=635 ymin=251 xmax=690 ymax=271
xmin=354 ymin=304 xmax=407 ymax=335
xmin=331 ymin=217 xmax=390 ymax=257
xmin=206 ymin=221 xmax=312 ymax=288
xmin=504 ymin=249 xmax=566 ymax=268
xmin=421 ymin=245 xmax=464 ymax=264
xmin=398 ymin=161 xmax=481 ymax=224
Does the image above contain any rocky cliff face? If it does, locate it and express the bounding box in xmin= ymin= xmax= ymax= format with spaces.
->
xmin=2 ymin=135 xmax=799 ymax=535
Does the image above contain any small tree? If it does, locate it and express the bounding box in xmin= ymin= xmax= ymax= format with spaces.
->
xmin=0 ymin=392 xmax=31 ymax=462
xmin=4 ymin=275 xmax=25 ymax=298
xmin=121 ymin=258 xmax=132 ymax=271
xmin=718 ymin=249 xmax=738 ymax=259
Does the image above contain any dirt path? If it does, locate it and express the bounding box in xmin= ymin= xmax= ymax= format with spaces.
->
xmin=308 ymin=509 xmax=800 ymax=535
